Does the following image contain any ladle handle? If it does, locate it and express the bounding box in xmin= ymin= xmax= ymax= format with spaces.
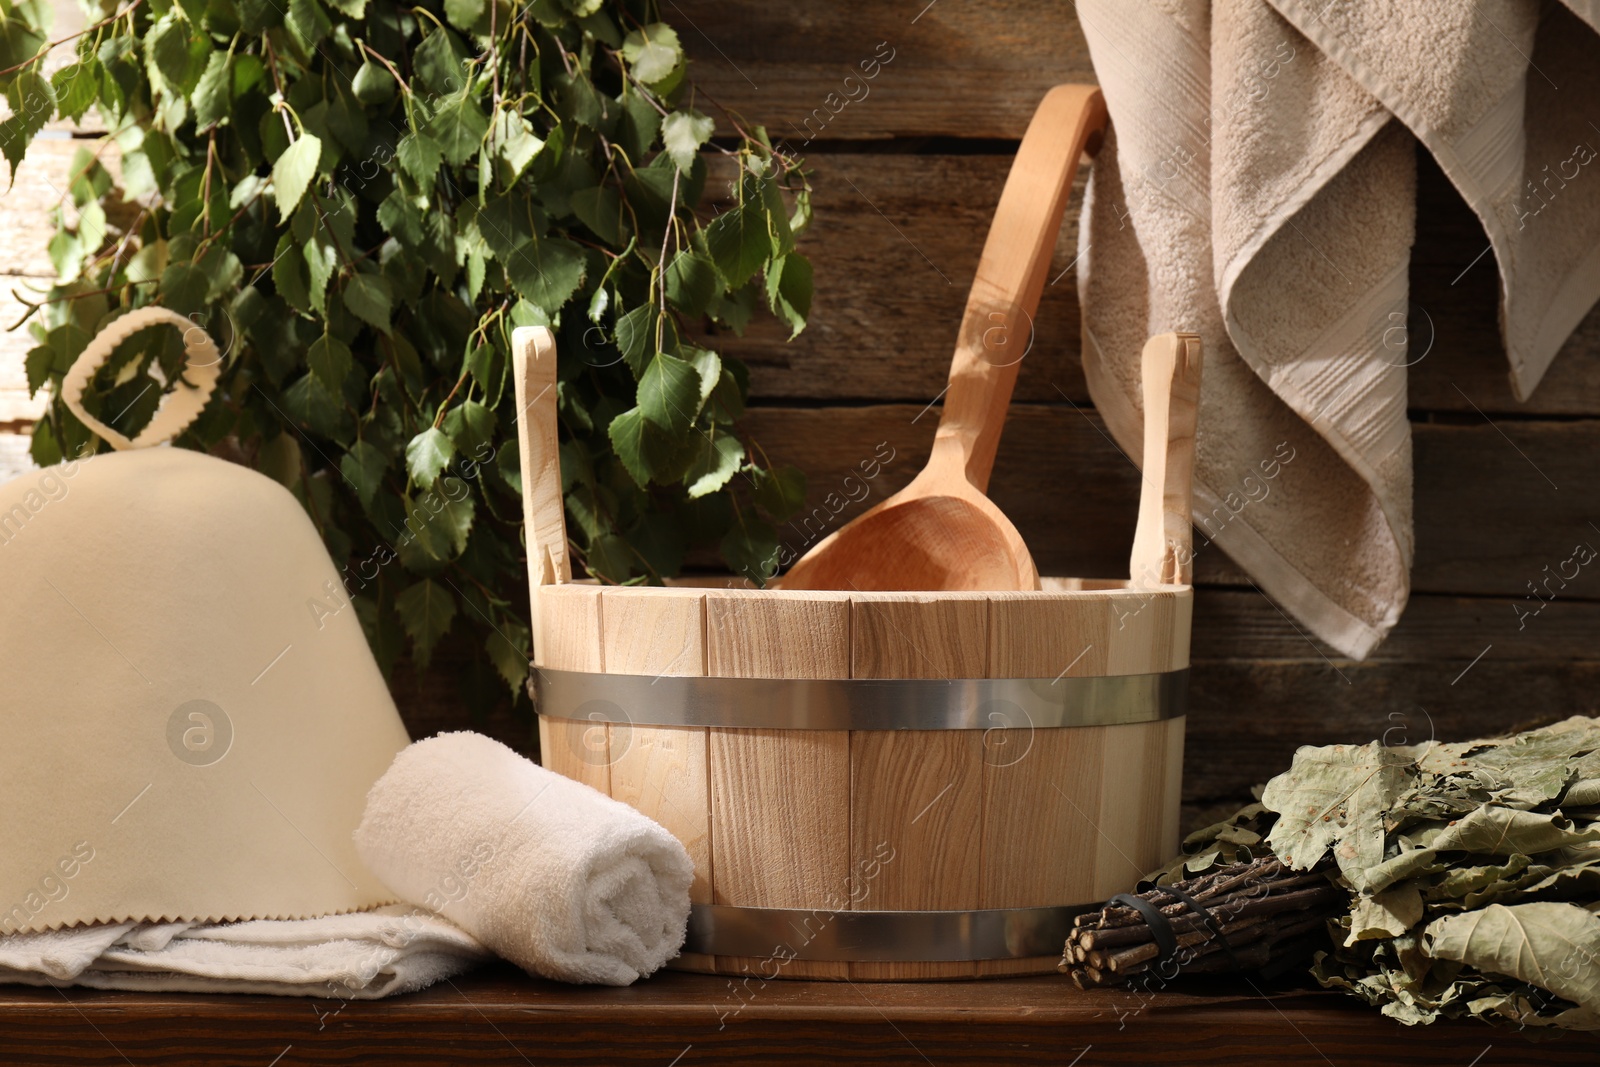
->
xmin=938 ymin=84 xmax=1108 ymax=492
xmin=1129 ymin=333 xmax=1203 ymax=586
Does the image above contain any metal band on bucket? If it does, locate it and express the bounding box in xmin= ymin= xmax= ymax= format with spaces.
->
xmin=532 ymin=668 xmax=1187 ymax=731
xmin=685 ymin=903 xmax=1090 ymax=962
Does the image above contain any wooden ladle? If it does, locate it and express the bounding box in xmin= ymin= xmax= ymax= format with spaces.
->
xmin=780 ymin=85 xmax=1109 ymax=592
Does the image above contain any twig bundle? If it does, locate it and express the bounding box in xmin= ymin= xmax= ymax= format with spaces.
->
xmin=1062 ymin=856 xmax=1343 ymax=989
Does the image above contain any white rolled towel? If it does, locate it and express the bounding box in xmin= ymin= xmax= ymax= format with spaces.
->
xmin=354 ymin=731 xmax=693 ymax=986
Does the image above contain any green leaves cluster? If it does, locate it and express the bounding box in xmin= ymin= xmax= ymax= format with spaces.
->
xmin=6 ymin=0 xmax=813 ymax=707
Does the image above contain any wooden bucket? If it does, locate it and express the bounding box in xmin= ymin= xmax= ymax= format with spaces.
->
xmin=512 ymin=87 xmax=1200 ymax=980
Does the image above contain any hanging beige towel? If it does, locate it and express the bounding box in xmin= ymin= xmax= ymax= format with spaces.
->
xmin=1075 ymin=0 xmax=1600 ymax=657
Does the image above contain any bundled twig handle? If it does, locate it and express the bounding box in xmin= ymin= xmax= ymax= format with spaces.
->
xmin=1063 ymin=856 xmax=1342 ymax=990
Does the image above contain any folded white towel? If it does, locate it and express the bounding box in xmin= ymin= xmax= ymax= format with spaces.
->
xmin=355 ymin=731 xmax=693 ymax=986
xmin=0 ymin=905 xmax=489 ymax=997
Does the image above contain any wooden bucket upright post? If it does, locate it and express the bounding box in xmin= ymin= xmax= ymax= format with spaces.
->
xmin=512 ymin=83 xmax=1202 ymax=981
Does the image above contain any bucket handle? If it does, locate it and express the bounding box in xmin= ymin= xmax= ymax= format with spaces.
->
xmin=62 ymin=306 xmax=222 ymax=451
xmin=1129 ymin=332 xmax=1202 ymax=586
xmin=512 ymin=325 xmax=569 ymax=594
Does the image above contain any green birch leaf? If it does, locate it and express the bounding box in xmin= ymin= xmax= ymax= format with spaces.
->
xmin=465 ymin=342 xmax=504 ymax=404
xmin=443 ymin=399 xmax=495 ymax=452
xmin=705 ymin=198 xmax=768 ymax=288
xmin=236 ymin=0 xmax=283 ymax=31
xmin=493 ymin=108 xmax=544 ymax=183
xmin=340 ymin=439 xmax=388 ymax=505
xmin=661 ymin=108 xmax=713 ymax=173
xmin=396 ymin=130 xmax=443 ymax=188
xmin=51 ymin=62 xmax=98 ymax=123
xmin=586 ymin=283 xmax=610 ymax=324
xmin=578 ymin=11 xmax=621 ymax=42
xmin=686 ymin=346 xmax=720 ymax=405
xmin=27 ymin=420 xmax=59 ymax=468
xmin=191 ymin=50 xmax=230 ymax=130
xmin=0 ymin=13 xmax=46 ymax=88
xmin=406 ymin=426 xmax=455 ymax=486
xmin=343 ymin=273 xmax=393 ymax=334
xmin=665 ymin=250 xmax=718 ymax=317
xmin=76 ymin=201 xmax=106 ymax=255
xmin=286 ymin=0 xmax=332 ymax=48
xmin=613 ymin=303 xmax=653 ymax=377
xmin=273 ymin=233 xmax=311 ymax=312
xmin=606 ymin=405 xmax=653 ymax=487
xmin=0 ymin=69 xmax=53 ymax=181
xmin=282 ymin=372 xmax=346 ymax=439
xmin=706 ymin=366 xmax=745 ymax=424
xmin=444 ymin=0 xmax=485 ymax=30
xmin=351 ymin=59 xmax=394 ymax=106
xmin=160 ymin=261 xmax=209 ymax=315
xmin=413 ymin=26 xmax=468 ymax=96
xmin=569 ymin=185 xmax=621 ymax=244
xmin=272 ymin=132 xmax=322 ymax=221
xmin=307 ymin=333 xmax=352 ymax=390
xmin=637 ymin=351 xmax=700 ymax=435
xmin=620 ymin=23 xmax=680 ymax=85
xmin=505 ymin=237 xmax=585 ymax=315
xmin=377 ymin=187 xmax=423 ymax=245
xmin=464 ymin=248 xmax=486 ymax=303
xmin=485 ymin=620 xmax=531 ymax=694
xmin=765 ymin=252 xmax=812 ymax=338
xmin=790 ymin=187 xmax=813 ymax=234
xmin=25 ymin=343 xmax=53 ymax=396
xmin=475 ymin=192 xmax=541 ymax=259
xmin=444 ymin=0 xmax=480 ymax=30
xmin=147 ymin=15 xmax=198 ymax=88
xmin=303 ymin=234 xmax=337 ymax=316
xmin=326 ymin=89 xmax=369 ymax=154
xmin=618 ymin=90 xmax=661 ymax=159
xmin=399 ymin=491 xmax=474 ymax=565
xmin=395 ymin=578 xmax=455 ymax=670
xmin=760 ymin=173 xmax=795 ymax=256
xmin=753 ymin=464 xmax=805 ymax=520
xmin=710 ymin=278 xmax=758 ymax=334
xmin=428 ymin=92 xmax=490 ymax=166
xmin=125 ymin=237 xmax=168 ymax=286
xmin=685 ymin=432 xmax=742 ymax=498
xmin=232 ymin=54 xmax=265 ymax=99
xmin=553 ymin=69 xmax=609 ymax=129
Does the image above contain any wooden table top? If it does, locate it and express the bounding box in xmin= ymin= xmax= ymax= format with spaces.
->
xmin=1 ymin=964 xmax=1593 ymax=1065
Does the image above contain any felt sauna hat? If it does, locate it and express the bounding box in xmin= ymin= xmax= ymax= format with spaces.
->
xmin=0 ymin=308 xmax=410 ymax=935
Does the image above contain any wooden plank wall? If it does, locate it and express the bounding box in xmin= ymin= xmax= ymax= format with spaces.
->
xmin=5 ymin=1 xmax=1599 ymax=833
